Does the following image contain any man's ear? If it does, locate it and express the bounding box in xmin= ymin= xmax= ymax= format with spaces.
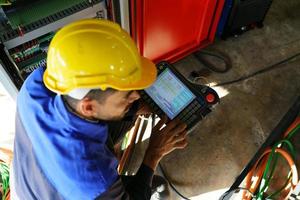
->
xmin=78 ymin=97 xmax=98 ymax=118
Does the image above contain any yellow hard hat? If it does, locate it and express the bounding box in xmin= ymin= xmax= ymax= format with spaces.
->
xmin=44 ymin=19 xmax=157 ymax=95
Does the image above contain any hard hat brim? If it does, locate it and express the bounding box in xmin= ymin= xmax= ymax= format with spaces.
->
xmin=132 ymin=57 xmax=157 ymax=90
xmin=43 ymin=56 xmax=157 ymax=94
xmin=109 ymin=56 xmax=157 ymax=91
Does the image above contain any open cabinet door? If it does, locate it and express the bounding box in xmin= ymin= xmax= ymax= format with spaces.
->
xmin=130 ymin=0 xmax=225 ymax=63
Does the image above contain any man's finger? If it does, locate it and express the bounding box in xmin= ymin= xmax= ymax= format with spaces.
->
xmin=174 ymin=138 xmax=188 ymax=149
xmin=163 ymin=118 xmax=185 ymax=133
xmin=170 ymin=123 xmax=187 ymax=136
xmin=173 ymin=130 xmax=188 ymax=142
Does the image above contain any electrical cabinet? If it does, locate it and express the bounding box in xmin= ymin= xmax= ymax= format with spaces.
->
xmin=0 ymin=0 xmax=107 ymax=98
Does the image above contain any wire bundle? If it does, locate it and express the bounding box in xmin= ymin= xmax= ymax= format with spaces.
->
xmin=244 ymin=117 xmax=300 ymax=200
xmin=10 ymin=39 xmax=40 ymax=63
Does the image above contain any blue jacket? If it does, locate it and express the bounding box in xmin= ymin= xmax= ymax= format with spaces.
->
xmin=12 ymin=67 xmax=118 ymax=199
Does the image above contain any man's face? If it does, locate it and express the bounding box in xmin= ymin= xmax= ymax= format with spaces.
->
xmin=93 ymin=90 xmax=140 ymax=121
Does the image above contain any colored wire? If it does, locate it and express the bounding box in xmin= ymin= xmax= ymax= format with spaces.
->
xmin=257 ymin=140 xmax=296 ymax=198
xmin=257 ymin=139 xmax=297 ymax=198
xmin=286 ymin=124 xmax=300 ymax=140
xmin=0 ymin=162 xmax=10 ymax=200
xmin=284 ymin=117 xmax=300 ymax=137
xmin=243 ymin=151 xmax=272 ymax=200
xmin=266 ymin=124 xmax=300 ymax=198
xmin=256 ymin=148 xmax=298 ymax=200
xmin=243 ymin=120 xmax=300 ymax=200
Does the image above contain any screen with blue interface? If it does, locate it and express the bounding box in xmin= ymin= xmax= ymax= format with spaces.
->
xmin=145 ymin=68 xmax=196 ymax=119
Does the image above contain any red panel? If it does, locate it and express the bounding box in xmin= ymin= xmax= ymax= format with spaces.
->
xmin=130 ymin=0 xmax=225 ymax=63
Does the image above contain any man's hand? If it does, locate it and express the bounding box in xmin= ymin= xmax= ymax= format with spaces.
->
xmin=143 ymin=116 xmax=188 ymax=170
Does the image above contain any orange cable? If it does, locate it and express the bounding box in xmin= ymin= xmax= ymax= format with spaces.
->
xmin=243 ymin=148 xmax=298 ymax=200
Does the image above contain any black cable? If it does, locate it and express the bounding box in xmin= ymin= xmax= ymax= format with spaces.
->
xmin=190 ymin=50 xmax=300 ymax=87
xmin=220 ymin=187 xmax=254 ymax=200
xmin=151 ymin=115 xmax=190 ymax=200
xmin=159 ymin=163 xmax=191 ymax=200
xmin=193 ymin=50 xmax=232 ymax=73
xmin=216 ymin=52 xmax=300 ymax=87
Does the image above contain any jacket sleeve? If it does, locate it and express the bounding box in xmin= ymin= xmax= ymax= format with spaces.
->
xmin=95 ymin=164 xmax=153 ymax=200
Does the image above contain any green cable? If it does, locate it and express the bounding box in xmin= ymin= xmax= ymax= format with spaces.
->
xmin=275 ymin=139 xmax=296 ymax=160
xmin=259 ymin=140 xmax=295 ymax=195
xmin=256 ymin=151 xmax=275 ymax=199
xmin=256 ymin=123 xmax=300 ymax=199
xmin=0 ymin=162 xmax=9 ymax=200
xmin=287 ymin=124 xmax=300 ymax=140
xmin=258 ymin=125 xmax=299 ymax=192
xmin=264 ymin=150 xmax=293 ymax=199
xmin=256 ymin=151 xmax=283 ymax=200
xmin=264 ymin=140 xmax=295 ymax=186
xmin=257 ymin=140 xmax=295 ymax=199
xmin=266 ymin=124 xmax=300 ymax=198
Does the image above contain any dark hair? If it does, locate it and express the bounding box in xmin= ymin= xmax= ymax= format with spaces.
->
xmin=63 ymin=88 xmax=116 ymax=109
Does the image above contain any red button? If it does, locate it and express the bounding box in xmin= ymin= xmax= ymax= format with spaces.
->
xmin=206 ymin=93 xmax=215 ymax=103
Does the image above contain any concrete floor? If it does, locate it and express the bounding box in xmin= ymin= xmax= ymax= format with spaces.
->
xmin=160 ymin=0 xmax=300 ymax=199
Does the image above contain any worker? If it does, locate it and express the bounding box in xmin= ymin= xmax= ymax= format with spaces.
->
xmin=10 ymin=19 xmax=188 ymax=200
